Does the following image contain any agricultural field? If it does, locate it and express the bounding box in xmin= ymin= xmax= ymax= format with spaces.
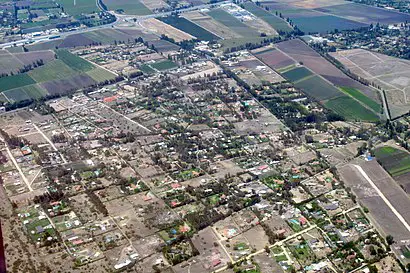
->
xmin=150 ymin=60 xmax=177 ymax=71
xmin=325 ymin=96 xmax=379 ymax=122
xmin=183 ymin=11 xmax=241 ymax=40
xmin=258 ymin=0 xmax=410 ymax=33
xmin=0 ymin=50 xmax=56 ymax=75
xmin=159 ymin=16 xmax=220 ymax=41
xmin=0 ymin=49 xmax=116 ymax=103
xmin=101 ymin=0 xmax=152 ymax=15
xmin=207 ymin=9 xmax=260 ymax=38
xmin=282 ymin=66 xmax=313 ymax=82
xmin=340 ymin=87 xmax=381 ymax=113
xmin=294 ymin=75 xmax=343 ymax=101
xmin=374 ymin=146 xmax=410 ymax=178
xmin=330 ymin=49 xmax=410 ymax=118
xmin=55 ymin=0 xmax=99 ymax=16
xmin=276 ymin=39 xmax=381 ymax=103
xmin=252 ymin=47 xmax=295 ymax=70
xmin=242 ymin=2 xmax=293 ymax=32
xmin=140 ymin=18 xmax=194 ymax=42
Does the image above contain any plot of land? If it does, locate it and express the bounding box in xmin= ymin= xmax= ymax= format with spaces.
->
xmin=375 ymin=146 xmax=410 ymax=181
xmin=140 ymin=18 xmax=195 ymax=42
xmin=330 ymin=49 xmax=410 ymax=118
xmin=159 ymin=16 xmax=220 ymax=41
xmin=242 ymin=2 xmax=293 ymax=32
xmin=207 ymin=9 xmax=260 ymax=38
xmin=325 ymin=96 xmax=379 ymax=122
xmin=183 ymin=11 xmax=241 ymax=40
xmin=282 ymin=66 xmax=313 ymax=82
xmin=102 ymin=0 xmax=152 ymax=15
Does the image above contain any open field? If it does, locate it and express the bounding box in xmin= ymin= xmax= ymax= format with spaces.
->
xmin=159 ymin=16 xmax=220 ymax=41
xmin=375 ymin=146 xmax=410 ymax=178
xmin=252 ymin=47 xmax=295 ymax=69
xmin=139 ymin=18 xmax=194 ymax=42
xmin=294 ymin=75 xmax=343 ymax=101
xmin=102 ymin=0 xmax=152 ymax=15
xmin=183 ymin=11 xmax=241 ymax=39
xmin=0 ymin=50 xmax=56 ymax=75
xmin=259 ymin=0 xmax=410 ymax=33
xmin=282 ymin=66 xmax=313 ymax=82
xmin=207 ymin=9 xmax=260 ymax=38
xmin=0 ymin=49 xmax=116 ymax=103
xmin=55 ymin=0 xmax=99 ymax=17
xmin=276 ymin=39 xmax=381 ymax=102
xmin=325 ymin=96 xmax=379 ymax=122
xmin=139 ymin=0 xmax=168 ymax=11
xmin=340 ymin=86 xmax=381 ymax=113
xmin=150 ymin=60 xmax=177 ymax=71
xmin=330 ymin=49 xmax=410 ymax=118
xmin=242 ymin=2 xmax=293 ymax=32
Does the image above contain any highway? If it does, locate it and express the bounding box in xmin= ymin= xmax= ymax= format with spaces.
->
xmin=0 ymin=1 xmax=232 ymax=49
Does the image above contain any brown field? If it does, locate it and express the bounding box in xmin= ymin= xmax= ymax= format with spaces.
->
xmin=183 ymin=11 xmax=241 ymax=39
xmin=139 ymin=18 xmax=194 ymax=42
xmin=282 ymin=0 xmax=346 ymax=9
xmin=330 ymin=49 xmax=410 ymax=118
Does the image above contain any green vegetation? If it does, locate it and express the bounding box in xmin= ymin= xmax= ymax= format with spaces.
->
xmin=101 ymin=0 xmax=152 ymax=15
xmin=374 ymin=146 xmax=410 ymax=177
xmin=28 ymin=60 xmax=77 ymax=82
xmin=282 ymin=67 xmax=313 ymax=82
xmin=150 ymin=60 xmax=177 ymax=71
xmin=208 ymin=9 xmax=260 ymax=38
xmin=340 ymin=86 xmax=381 ymax=113
xmin=294 ymin=75 xmax=343 ymax=101
xmin=55 ymin=0 xmax=99 ymax=17
xmin=0 ymin=74 xmax=35 ymax=92
xmin=242 ymin=2 xmax=293 ymax=32
xmin=159 ymin=16 xmax=219 ymax=41
xmin=55 ymin=49 xmax=95 ymax=72
xmin=325 ymin=96 xmax=379 ymax=122
xmin=139 ymin=64 xmax=155 ymax=74
xmin=86 ymin=67 xmax=116 ymax=82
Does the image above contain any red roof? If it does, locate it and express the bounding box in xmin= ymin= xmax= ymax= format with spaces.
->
xmin=103 ymin=96 xmax=117 ymax=103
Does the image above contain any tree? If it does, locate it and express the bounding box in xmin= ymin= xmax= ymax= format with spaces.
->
xmin=386 ymin=235 xmax=394 ymax=245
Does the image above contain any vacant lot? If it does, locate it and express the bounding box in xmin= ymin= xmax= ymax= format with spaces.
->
xmin=330 ymin=49 xmax=410 ymax=118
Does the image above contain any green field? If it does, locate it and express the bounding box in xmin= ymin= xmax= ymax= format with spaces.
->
xmin=340 ymin=86 xmax=381 ymax=113
xmin=282 ymin=67 xmax=313 ymax=82
xmin=325 ymin=96 xmax=379 ymax=122
xmin=374 ymin=146 xmax=410 ymax=177
xmin=28 ymin=60 xmax=77 ymax=82
xmin=220 ymin=35 xmax=277 ymax=51
xmin=207 ymin=9 xmax=260 ymax=38
xmin=55 ymin=49 xmax=95 ymax=72
xmin=0 ymin=74 xmax=35 ymax=92
xmin=3 ymin=84 xmax=48 ymax=102
xmin=55 ymin=0 xmax=99 ymax=16
xmin=139 ymin=64 xmax=155 ymax=74
xmin=86 ymin=67 xmax=116 ymax=82
xmin=101 ymin=0 xmax=152 ymax=15
xmin=150 ymin=60 xmax=177 ymax=71
xmin=159 ymin=16 xmax=219 ymax=41
xmin=294 ymin=75 xmax=343 ymax=101
xmin=242 ymin=2 xmax=293 ymax=32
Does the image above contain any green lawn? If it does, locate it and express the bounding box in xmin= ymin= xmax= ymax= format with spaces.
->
xmin=340 ymin=86 xmax=381 ymax=113
xmin=55 ymin=49 xmax=95 ymax=72
xmin=325 ymin=96 xmax=379 ymax=122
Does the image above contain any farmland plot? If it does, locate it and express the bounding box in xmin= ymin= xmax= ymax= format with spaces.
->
xmin=159 ymin=16 xmax=219 ymax=41
xmin=242 ymin=2 xmax=293 ymax=32
xmin=207 ymin=9 xmax=260 ymax=38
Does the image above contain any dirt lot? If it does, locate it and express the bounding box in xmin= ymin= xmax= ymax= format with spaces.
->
xmin=139 ymin=18 xmax=195 ymax=42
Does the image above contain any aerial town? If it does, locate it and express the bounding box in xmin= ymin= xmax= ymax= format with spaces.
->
xmin=0 ymin=0 xmax=410 ymax=273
